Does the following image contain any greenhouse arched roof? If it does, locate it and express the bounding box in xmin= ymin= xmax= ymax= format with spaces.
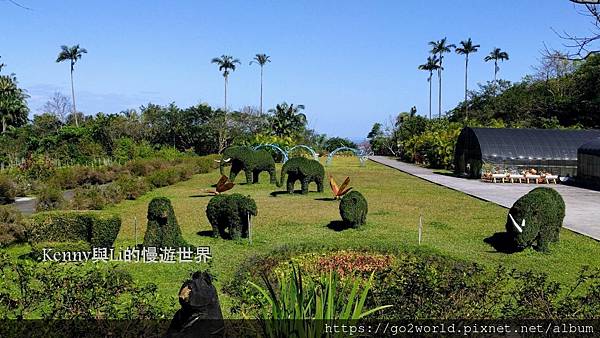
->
xmin=458 ymin=127 xmax=600 ymax=162
xmin=579 ymin=138 xmax=600 ymax=156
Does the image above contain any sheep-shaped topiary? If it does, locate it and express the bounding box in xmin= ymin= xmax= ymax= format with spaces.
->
xmin=206 ymin=193 xmax=257 ymax=240
xmin=143 ymin=197 xmax=188 ymax=248
xmin=339 ymin=190 xmax=368 ymax=228
xmin=218 ymin=146 xmax=276 ymax=184
xmin=505 ymin=187 xmax=565 ymax=252
xmin=277 ymin=157 xmax=325 ymax=194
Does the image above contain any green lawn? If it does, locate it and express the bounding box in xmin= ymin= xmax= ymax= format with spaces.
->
xmin=16 ymin=157 xmax=600 ymax=316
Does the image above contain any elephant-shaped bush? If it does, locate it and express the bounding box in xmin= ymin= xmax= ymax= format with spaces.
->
xmin=206 ymin=193 xmax=257 ymax=240
xmin=277 ymin=157 xmax=325 ymax=194
xmin=219 ymin=146 xmax=276 ymax=184
xmin=143 ymin=197 xmax=188 ymax=248
xmin=505 ymin=187 xmax=565 ymax=252
xmin=339 ymin=190 xmax=368 ymax=228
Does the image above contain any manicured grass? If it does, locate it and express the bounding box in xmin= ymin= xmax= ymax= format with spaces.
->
xmin=11 ymin=157 xmax=600 ymax=316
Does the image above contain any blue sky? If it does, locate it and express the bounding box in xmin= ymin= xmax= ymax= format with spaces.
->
xmin=0 ymin=0 xmax=594 ymax=139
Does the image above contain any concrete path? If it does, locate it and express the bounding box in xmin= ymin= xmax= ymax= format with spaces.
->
xmin=369 ymin=156 xmax=600 ymax=241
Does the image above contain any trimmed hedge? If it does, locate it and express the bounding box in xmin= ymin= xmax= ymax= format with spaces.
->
xmin=339 ymin=190 xmax=368 ymax=228
xmin=206 ymin=193 xmax=258 ymax=239
xmin=28 ymin=211 xmax=121 ymax=248
xmin=0 ymin=205 xmax=26 ymax=247
xmin=143 ymin=197 xmax=188 ymax=247
xmin=0 ymin=175 xmax=16 ymax=205
xmin=505 ymin=187 xmax=565 ymax=252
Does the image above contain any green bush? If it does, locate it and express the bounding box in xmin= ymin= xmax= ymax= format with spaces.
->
xmin=115 ymin=175 xmax=150 ymax=200
xmin=339 ymin=191 xmax=368 ymax=228
xmin=505 ymin=187 xmax=565 ymax=251
xmin=143 ymin=197 xmax=188 ymax=247
xmin=35 ymin=186 xmax=65 ymax=212
xmin=0 ymin=205 xmax=26 ymax=247
xmin=0 ymin=252 xmax=176 ymax=323
xmin=0 ymin=175 xmax=16 ymax=205
xmin=206 ymin=193 xmax=257 ymax=239
xmin=28 ymin=211 xmax=121 ymax=248
xmin=146 ymin=168 xmax=181 ymax=188
xmin=30 ymin=240 xmax=91 ymax=261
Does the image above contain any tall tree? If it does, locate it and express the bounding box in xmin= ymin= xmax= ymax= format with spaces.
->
xmin=418 ymin=56 xmax=441 ymax=119
xmin=0 ymin=74 xmax=29 ymax=133
xmin=484 ymin=47 xmax=509 ymax=84
xmin=429 ymin=38 xmax=455 ymax=118
xmin=249 ymin=53 xmax=271 ymax=114
xmin=56 ymin=44 xmax=87 ymax=127
xmin=211 ymin=55 xmax=241 ymax=111
xmin=268 ymin=102 xmax=307 ymax=139
xmin=211 ymin=55 xmax=240 ymax=153
xmin=455 ymin=38 xmax=480 ymax=120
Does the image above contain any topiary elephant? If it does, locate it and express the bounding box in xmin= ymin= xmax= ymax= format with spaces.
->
xmin=218 ymin=146 xmax=276 ymax=184
xmin=277 ymin=157 xmax=325 ymax=194
xmin=206 ymin=193 xmax=257 ymax=240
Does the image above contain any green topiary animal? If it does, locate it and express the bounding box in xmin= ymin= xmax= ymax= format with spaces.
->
xmin=276 ymin=157 xmax=325 ymax=194
xmin=505 ymin=187 xmax=565 ymax=252
xmin=143 ymin=197 xmax=188 ymax=248
xmin=219 ymin=146 xmax=276 ymax=184
xmin=339 ymin=190 xmax=368 ymax=228
xmin=206 ymin=193 xmax=257 ymax=240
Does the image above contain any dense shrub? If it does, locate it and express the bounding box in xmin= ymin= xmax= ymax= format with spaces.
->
xmin=0 ymin=175 xmax=16 ymax=205
xmin=35 ymin=186 xmax=65 ymax=212
xmin=505 ymin=187 xmax=566 ymax=251
xmin=339 ymin=191 xmax=368 ymax=228
xmin=0 ymin=205 xmax=26 ymax=247
xmin=0 ymin=252 xmax=175 ymax=326
xmin=28 ymin=211 xmax=121 ymax=248
xmin=143 ymin=197 xmax=188 ymax=248
xmin=230 ymin=248 xmax=600 ymax=320
xmin=115 ymin=175 xmax=150 ymax=200
xmin=206 ymin=193 xmax=257 ymax=239
xmin=146 ymin=168 xmax=180 ymax=188
xmin=48 ymin=165 xmax=120 ymax=189
xmin=71 ymin=184 xmax=124 ymax=210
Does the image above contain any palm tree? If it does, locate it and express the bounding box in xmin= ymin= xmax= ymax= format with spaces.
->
xmin=484 ymin=47 xmax=509 ymax=84
xmin=56 ymin=44 xmax=87 ymax=127
xmin=211 ymin=55 xmax=241 ymax=111
xmin=249 ymin=53 xmax=271 ymax=115
xmin=429 ymin=38 xmax=455 ymax=118
xmin=418 ymin=56 xmax=441 ymax=120
xmin=455 ymin=38 xmax=480 ymax=120
xmin=268 ymin=102 xmax=307 ymax=139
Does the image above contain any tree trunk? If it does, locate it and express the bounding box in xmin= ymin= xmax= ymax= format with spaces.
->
xmin=70 ymin=65 xmax=78 ymax=127
xmin=438 ymin=68 xmax=442 ymax=119
xmin=465 ymin=55 xmax=469 ymax=121
xmin=224 ymin=75 xmax=228 ymax=111
xmin=1 ymin=116 xmax=5 ymax=133
xmin=428 ymin=73 xmax=432 ymax=120
xmin=260 ymin=66 xmax=264 ymax=115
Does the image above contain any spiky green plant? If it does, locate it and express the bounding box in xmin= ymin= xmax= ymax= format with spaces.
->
xmin=249 ymin=264 xmax=391 ymax=337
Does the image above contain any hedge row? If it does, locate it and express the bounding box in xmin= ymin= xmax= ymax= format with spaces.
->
xmin=28 ymin=211 xmax=121 ymax=248
xmin=0 ymin=205 xmax=26 ymax=247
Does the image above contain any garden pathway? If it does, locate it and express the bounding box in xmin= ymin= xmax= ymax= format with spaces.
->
xmin=369 ymin=156 xmax=600 ymax=242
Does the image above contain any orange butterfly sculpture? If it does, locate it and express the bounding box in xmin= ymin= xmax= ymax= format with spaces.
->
xmin=204 ymin=175 xmax=235 ymax=195
xmin=329 ymin=175 xmax=352 ymax=199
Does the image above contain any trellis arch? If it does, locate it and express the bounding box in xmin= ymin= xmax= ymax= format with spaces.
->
xmin=253 ymin=144 xmax=289 ymax=163
xmin=287 ymin=145 xmax=319 ymax=161
xmin=326 ymin=147 xmax=368 ymax=166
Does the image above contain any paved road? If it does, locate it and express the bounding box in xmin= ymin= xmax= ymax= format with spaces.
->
xmin=369 ymin=156 xmax=600 ymax=241
xmin=12 ymin=190 xmax=75 ymax=216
